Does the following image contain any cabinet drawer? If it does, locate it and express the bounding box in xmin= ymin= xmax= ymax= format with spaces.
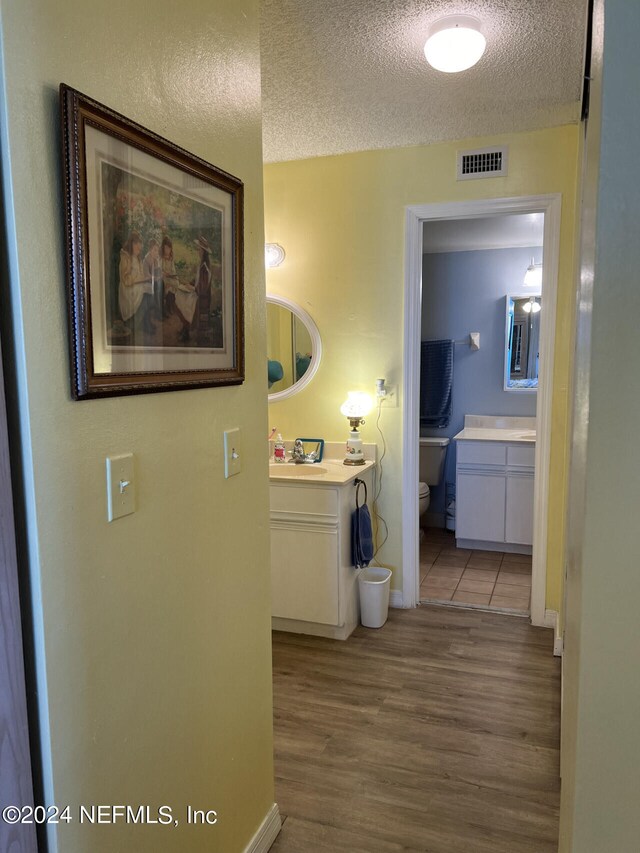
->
xmin=507 ymin=445 xmax=535 ymax=468
xmin=457 ymin=442 xmax=506 ymax=467
xmin=270 ymin=484 xmax=338 ymax=517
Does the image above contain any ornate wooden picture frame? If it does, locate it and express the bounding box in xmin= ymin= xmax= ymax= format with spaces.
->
xmin=60 ymin=84 xmax=244 ymax=399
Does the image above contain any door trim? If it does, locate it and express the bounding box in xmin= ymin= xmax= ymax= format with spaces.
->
xmin=402 ymin=194 xmax=561 ymax=627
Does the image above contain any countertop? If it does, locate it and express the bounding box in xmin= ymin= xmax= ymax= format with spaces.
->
xmin=453 ymin=415 xmax=536 ymax=444
xmin=453 ymin=427 xmax=536 ymax=443
xmin=269 ymin=458 xmax=375 ymax=485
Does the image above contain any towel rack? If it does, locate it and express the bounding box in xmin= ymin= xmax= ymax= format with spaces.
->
xmin=452 ymin=333 xmax=480 ymax=350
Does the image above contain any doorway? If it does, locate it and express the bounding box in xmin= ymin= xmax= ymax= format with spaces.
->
xmin=401 ymin=195 xmax=562 ymax=628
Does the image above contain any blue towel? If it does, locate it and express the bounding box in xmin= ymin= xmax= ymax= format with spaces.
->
xmin=352 ymin=480 xmax=374 ymax=568
xmin=295 ymin=352 xmax=311 ymax=381
xmin=420 ymin=339 xmax=454 ymax=428
xmin=267 ymin=359 xmax=284 ymax=388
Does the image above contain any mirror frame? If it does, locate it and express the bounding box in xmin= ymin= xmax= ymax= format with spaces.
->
xmin=267 ymin=294 xmax=322 ymax=402
xmin=504 ymin=293 xmax=541 ymax=394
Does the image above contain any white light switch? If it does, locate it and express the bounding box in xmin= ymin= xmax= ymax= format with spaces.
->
xmin=106 ymin=453 xmax=135 ymax=522
xmin=224 ymin=428 xmax=242 ymax=478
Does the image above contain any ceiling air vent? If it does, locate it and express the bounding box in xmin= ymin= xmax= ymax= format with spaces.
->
xmin=457 ymin=146 xmax=508 ymax=181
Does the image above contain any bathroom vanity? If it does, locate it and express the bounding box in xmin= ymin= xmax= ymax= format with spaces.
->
xmin=454 ymin=416 xmax=535 ymax=553
xmin=269 ymin=455 xmax=375 ymax=640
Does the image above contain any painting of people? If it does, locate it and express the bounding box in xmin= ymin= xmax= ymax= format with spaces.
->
xmin=61 ymin=85 xmax=243 ymax=398
xmin=100 ymin=161 xmax=224 ymax=351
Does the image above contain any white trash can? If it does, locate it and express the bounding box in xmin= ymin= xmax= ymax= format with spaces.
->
xmin=358 ymin=566 xmax=392 ymax=628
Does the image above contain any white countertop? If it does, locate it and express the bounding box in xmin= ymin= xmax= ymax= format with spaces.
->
xmin=453 ymin=415 xmax=536 ymax=443
xmin=453 ymin=427 xmax=536 ymax=443
xmin=269 ymin=458 xmax=375 ymax=485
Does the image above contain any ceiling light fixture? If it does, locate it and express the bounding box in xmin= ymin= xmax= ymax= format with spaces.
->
xmin=265 ymin=243 xmax=285 ymax=268
xmin=424 ymin=15 xmax=486 ymax=73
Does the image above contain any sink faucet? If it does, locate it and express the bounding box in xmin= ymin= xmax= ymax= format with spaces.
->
xmin=290 ymin=438 xmax=306 ymax=463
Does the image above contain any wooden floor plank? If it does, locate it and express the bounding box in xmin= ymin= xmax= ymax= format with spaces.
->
xmin=270 ymin=604 xmax=560 ymax=853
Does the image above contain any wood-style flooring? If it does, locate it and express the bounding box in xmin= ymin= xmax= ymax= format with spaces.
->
xmin=270 ymin=605 xmax=560 ymax=853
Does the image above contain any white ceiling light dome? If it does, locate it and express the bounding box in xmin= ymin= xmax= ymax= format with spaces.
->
xmin=424 ymin=15 xmax=486 ymax=73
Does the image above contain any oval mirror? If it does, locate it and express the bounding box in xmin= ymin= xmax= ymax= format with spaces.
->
xmin=267 ymin=295 xmax=322 ymax=402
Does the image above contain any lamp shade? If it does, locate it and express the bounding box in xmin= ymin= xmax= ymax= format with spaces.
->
xmin=340 ymin=391 xmax=373 ymax=419
xmin=424 ymin=15 xmax=486 ymax=73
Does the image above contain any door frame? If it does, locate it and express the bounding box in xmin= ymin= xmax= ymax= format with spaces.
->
xmin=402 ymin=194 xmax=561 ymax=627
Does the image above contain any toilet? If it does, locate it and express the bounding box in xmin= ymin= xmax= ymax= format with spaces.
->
xmin=419 ymin=437 xmax=450 ymax=525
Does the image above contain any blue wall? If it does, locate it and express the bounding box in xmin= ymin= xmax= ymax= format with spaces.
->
xmin=421 ymin=246 xmax=538 ymax=518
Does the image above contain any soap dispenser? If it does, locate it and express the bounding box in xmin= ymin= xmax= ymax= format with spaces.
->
xmin=274 ymin=434 xmax=286 ymax=463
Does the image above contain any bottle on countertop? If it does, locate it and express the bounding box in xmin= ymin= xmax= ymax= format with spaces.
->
xmin=274 ymin=434 xmax=286 ymax=463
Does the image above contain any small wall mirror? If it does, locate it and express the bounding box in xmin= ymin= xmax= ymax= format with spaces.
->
xmin=267 ymin=295 xmax=322 ymax=401
xmin=505 ymin=295 xmax=541 ymax=392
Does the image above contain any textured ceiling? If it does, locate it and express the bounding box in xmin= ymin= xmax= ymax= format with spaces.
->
xmin=423 ymin=213 xmax=544 ymax=253
xmin=261 ymin=0 xmax=588 ymax=162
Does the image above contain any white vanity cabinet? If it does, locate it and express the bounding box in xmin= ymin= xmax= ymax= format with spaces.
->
xmin=269 ymin=462 xmax=374 ymax=640
xmin=455 ymin=440 xmax=534 ymax=553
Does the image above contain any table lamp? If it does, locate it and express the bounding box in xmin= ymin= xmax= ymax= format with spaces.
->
xmin=340 ymin=392 xmax=373 ymax=465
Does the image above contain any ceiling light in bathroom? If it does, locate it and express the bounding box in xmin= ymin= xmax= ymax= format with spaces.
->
xmin=424 ymin=16 xmax=486 ymax=73
xmin=523 ymin=297 xmax=541 ymax=314
xmin=265 ymin=243 xmax=285 ymax=268
xmin=524 ymin=261 xmax=543 ymax=288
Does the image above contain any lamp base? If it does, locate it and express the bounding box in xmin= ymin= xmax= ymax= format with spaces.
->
xmin=344 ymin=428 xmax=366 ymax=465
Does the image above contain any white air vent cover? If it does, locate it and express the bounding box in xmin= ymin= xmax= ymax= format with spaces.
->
xmin=457 ymin=146 xmax=508 ymax=180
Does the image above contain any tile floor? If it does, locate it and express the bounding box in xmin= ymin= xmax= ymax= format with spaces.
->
xmin=420 ymin=527 xmax=532 ymax=614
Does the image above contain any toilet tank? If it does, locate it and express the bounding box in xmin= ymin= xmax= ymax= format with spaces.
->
xmin=419 ymin=437 xmax=450 ymax=485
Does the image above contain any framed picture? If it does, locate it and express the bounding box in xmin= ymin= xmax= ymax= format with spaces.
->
xmin=60 ymin=84 xmax=244 ymax=399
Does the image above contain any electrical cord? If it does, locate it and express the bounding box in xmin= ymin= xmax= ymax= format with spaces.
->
xmin=373 ymin=397 xmax=389 ymax=557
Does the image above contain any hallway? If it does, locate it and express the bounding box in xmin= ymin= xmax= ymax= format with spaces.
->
xmin=271 ymin=605 xmax=560 ymax=852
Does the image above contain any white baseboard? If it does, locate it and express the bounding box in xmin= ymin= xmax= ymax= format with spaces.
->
xmin=456 ymin=538 xmax=532 ymax=555
xmin=544 ymin=609 xmax=563 ymax=657
xmin=272 ymin=616 xmax=356 ymax=640
xmin=243 ymin=803 xmax=281 ymax=853
xmin=389 ymin=590 xmax=404 ymax=608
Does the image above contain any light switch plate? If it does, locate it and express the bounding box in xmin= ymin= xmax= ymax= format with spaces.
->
xmin=224 ymin=428 xmax=242 ymax=478
xmin=106 ymin=453 xmax=135 ymax=522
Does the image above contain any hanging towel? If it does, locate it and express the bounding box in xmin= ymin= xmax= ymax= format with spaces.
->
xmin=351 ymin=479 xmax=374 ymax=569
xmin=420 ymin=339 xmax=454 ymax=428
xmin=267 ymin=359 xmax=284 ymax=388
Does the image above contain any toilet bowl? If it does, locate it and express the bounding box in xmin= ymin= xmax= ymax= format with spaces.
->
xmin=418 ymin=437 xmax=450 ymax=526
xmin=419 ymin=481 xmax=431 ymax=518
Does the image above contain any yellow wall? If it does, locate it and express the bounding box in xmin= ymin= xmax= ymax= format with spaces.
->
xmin=264 ymin=124 xmax=580 ymax=609
xmin=0 ymin=2 xmax=273 ymax=851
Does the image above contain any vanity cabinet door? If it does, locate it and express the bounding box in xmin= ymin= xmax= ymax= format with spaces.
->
xmin=505 ymin=474 xmax=534 ymax=545
xmin=456 ymin=473 xmax=506 ymax=543
xmin=270 ymin=527 xmax=339 ymax=624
